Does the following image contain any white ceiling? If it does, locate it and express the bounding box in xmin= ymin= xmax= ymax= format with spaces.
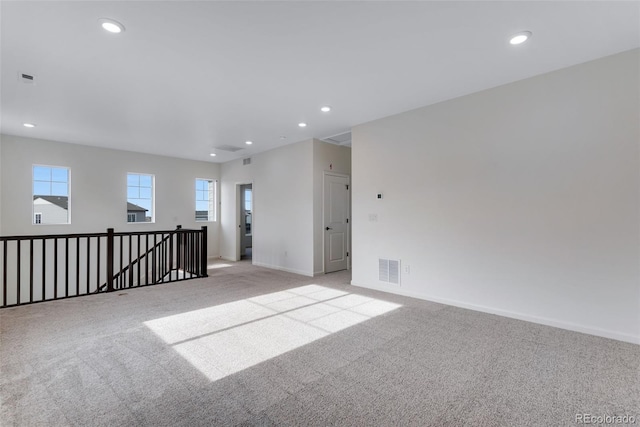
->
xmin=2 ymin=1 xmax=639 ymax=163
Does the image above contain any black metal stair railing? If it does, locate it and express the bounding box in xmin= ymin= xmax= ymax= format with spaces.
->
xmin=0 ymin=225 xmax=208 ymax=308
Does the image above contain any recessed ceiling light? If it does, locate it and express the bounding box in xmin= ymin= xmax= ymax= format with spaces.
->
xmin=509 ymin=31 xmax=532 ymax=45
xmin=320 ymin=106 xmax=332 ymax=113
xmin=245 ymin=140 xmax=253 ymax=145
xmin=23 ymin=123 xmax=36 ymax=128
xmin=280 ymin=136 xmax=287 ymax=140
xmin=209 ymin=153 xmax=216 ymax=157
xmin=298 ymin=122 xmax=307 ymax=128
xmin=99 ymin=18 xmax=125 ymax=34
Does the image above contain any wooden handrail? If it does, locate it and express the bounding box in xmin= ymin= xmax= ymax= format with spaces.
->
xmin=0 ymin=232 xmax=109 ymax=241
xmin=1 ymin=225 xmax=208 ymax=308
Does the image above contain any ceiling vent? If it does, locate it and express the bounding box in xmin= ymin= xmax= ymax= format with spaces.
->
xmin=214 ymin=145 xmax=244 ymax=152
xmin=243 ymin=158 xmax=251 ymax=166
xmin=323 ymin=131 xmax=351 ymax=146
xmin=18 ymin=72 xmax=35 ymax=84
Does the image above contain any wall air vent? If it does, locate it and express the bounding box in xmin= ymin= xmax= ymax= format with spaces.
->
xmin=214 ymin=145 xmax=244 ymax=152
xmin=379 ymin=258 xmax=400 ymax=285
xmin=19 ymin=72 xmax=35 ymax=84
xmin=243 ymin=158 xmax=251 ymax=166
xmin=323 ymin=131 xmax=352 ymax=146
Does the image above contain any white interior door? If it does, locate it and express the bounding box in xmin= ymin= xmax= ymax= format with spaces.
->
xmin=324 ymin=173 xmax=349 ymax=273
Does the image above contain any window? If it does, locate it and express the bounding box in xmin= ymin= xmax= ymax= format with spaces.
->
xmin=127 ymin=173 xmax=154 ymax=223
xmin=244 ymin=188 xmax=252 ymax=211
xmin=195 ymin=179 xmax=216 ymax=222
xmin=33 ymin=165 xmax=70 ymax=224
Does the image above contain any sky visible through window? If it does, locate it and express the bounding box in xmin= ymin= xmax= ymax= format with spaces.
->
xmin=33 ymin=166 xmax=68 ymax=196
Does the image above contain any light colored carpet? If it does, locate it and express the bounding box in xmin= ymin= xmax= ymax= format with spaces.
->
xmin=1 ymin=260 xmax=638 ymax=426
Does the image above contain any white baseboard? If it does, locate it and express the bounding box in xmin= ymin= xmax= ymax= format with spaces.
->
xmin=252 ymin=261 xmax=313 ymax=277
xmin=313 ymin=270 xmax=325 ymax=277
xmin=350 ymin=281 xmax=640 ymax=345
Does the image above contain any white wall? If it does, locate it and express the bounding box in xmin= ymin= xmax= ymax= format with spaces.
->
xmin=0 ymin=136 xmax=3 ymax=235
xmin=0 ymin=135 xmax=220 ymax=256
xmin=352 ymin=49 xmax=640 ymax=344
xmin=312 ymin=139 xmax=351 ymax=274
xmin=220 ymin=139 xmax=314 ymax=276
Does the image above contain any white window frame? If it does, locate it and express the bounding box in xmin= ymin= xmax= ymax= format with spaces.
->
xmin=127 ymin=172 xmax=155 ymax=224
xmin=195 ymin=178 xmax=217 ymax=222
xmin=32 ymin=164 xmax=71 ymax=225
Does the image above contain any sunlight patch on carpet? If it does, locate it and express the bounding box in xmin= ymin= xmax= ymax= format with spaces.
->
xmin=207 ymin=263 xmax=232 ymax=269
xmin=144 ymin=285 xmax=401 ymax=381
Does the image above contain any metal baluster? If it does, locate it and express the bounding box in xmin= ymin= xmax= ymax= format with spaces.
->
xmin=106 ymin=229 xmax=114 ymax=292
xmin=29 ymin=239 xmax=34 ymax=303
xmin=96 ymin=236 xmax=101 ymax=292
xmin=137 ymin=234 xmax=141 ymax=287
xmin=3 ymin=240 xmax=7 ymax=307
xmin=17 ymin=240 xmax=21 ymax=304
xmin=65 ymin=238 xmax=69 ymax=297
xmin=86 ymin=237 xmax=91 ymax=294
xmin=76 ymin=237 xmax=80 ymax=296
xmin=128 ymin=235 xmax=133 ymax=288
xmin=54 ymin=239 xmax=58 ymax=298
xmin=42 ymin=238 xmax=46 ymax=301
xmin=152 ymin=233 xmax=157 ymax=284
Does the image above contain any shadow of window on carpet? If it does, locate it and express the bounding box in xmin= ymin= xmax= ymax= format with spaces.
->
xmin=144 ymin=284 xmax=402 ymax=382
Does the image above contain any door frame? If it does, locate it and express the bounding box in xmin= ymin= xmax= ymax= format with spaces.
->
xmin=235 ymin=182 xmax=253 ymax=262
xmin=323 ymin=171 xmax=351 ymax=273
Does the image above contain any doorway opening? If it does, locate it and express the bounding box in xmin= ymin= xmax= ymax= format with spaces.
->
xmin=240 ymin=184 xmax=252 ymax=260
